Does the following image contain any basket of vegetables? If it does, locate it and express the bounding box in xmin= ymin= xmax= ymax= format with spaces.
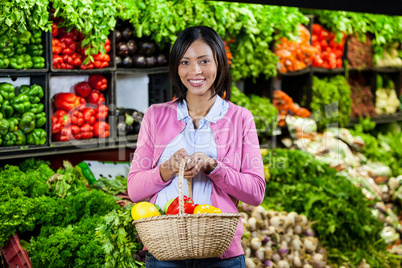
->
xmin=132 ymin=159 xmax=241 ymax=261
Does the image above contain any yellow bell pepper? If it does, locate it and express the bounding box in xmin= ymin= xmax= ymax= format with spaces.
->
xmin=193 ymin=204 xmax=222 ymax=214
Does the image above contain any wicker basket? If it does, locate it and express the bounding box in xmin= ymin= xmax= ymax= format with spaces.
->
xmin=133 ymin=159 xmax=241 ymax=261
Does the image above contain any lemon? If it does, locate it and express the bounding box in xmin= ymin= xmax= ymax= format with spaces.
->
xmin=131 ymin=202 xmax=161 ymax=220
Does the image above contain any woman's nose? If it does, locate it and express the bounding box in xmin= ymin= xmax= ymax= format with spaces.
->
xmin=190 ymin=63 xmax=202 ymax=74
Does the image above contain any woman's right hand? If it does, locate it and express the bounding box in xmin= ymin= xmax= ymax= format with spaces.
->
xmin=160 ymin=148 xmax=189 ymax=182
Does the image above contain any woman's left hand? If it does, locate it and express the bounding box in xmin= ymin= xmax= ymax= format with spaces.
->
xmin=184 ymin=152 xmax=217 ymax=178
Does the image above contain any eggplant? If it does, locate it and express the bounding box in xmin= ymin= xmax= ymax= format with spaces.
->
xmin=115 ymin=56 xmax=122 ymax=67
xmin=156 ymin=54 xmax=167 ymax=65
xmin=122 ymin=28 xmax=133 ymax=41
xmin=146 ymin=56 xmax=157 ymax=67
xmin=115 ymin=30 xmax=122 ymax=42
xmin=132 ymin=55 xmax=147 ymax=68
xmin=127 ymin=39 xmax=137 ymax=55
xmin=116 ymin=108 xmax=144 ymax=136
xmin=138 ymin=41 xmax=156 ymax=56
xmin=117 ymin=42 xmax=129 ymax=57
xmin=122 ymin=56 xmax=133 ymax=68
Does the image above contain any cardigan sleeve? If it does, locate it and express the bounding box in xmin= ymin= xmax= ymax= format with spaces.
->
xmin=207 ymin=109 xmax=266 ymax=206
xmin=127 ymin=105 xmax=169 ymax=203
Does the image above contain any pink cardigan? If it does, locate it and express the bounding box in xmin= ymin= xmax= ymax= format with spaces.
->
xmin=128 ymin=100 xmax=266 ymax=259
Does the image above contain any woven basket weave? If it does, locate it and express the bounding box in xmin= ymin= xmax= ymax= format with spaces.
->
xmin=133 ymin=159 xmax=241 ymax=261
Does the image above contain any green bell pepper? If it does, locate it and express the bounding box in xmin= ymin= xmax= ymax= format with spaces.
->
xmin=16 ymin=30 xmax=31 ymax=45
xmin=0 ymin=119 xmax=9 ymax=135
xmin=14 ymin=44 xmax=26 ymax=55
xmin=2 ymin=132 xmax=16 ymax=146
xmin=30 ymin=30 xmax=42 ymax=44
xmin=27 ymin=44 xmax=43 ymax=57
xmin=9 ymin=54 xmax=32 ymax=69
xmin=19 ymin=84 xmax=43 ymax=103
xmin=32 ymin=57 xmax=45 ymax=68
xmin=30 ymin=103 xmax=44 ymax=113
xmin=19 ymin=112 xmax=35 ymax=133
xmin=7 ymin=117 xmax=18 ymax=132
xmin=14 ymin=129 xmax=26 ymax=145
xmin=0 ymin=83 xmax=15 ymax=100
xmin=10 ymin=94 xmax=31 ymax=113
xmin=0 ymin=34 xmax=14 ymax=56
xmin=1 ymin=100 xmax=14 ymax=118
xmin=27 ymin=128 xmax=46 ymax=145
xmin=35 ymin=112 xmax=46 ymax=128
xmin=0 ymin=52 xmax=9 ymax=68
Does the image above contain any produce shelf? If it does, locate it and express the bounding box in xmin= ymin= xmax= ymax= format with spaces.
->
xmin=116 ymin=66 xmax=169 ymax=75
xmin=277 ymin=67 xmax=311 ymax=76
xmin=312 ymin=67 xmax=345 ymax=74
xmin=347 ymin=112 xmax=402 ymax=127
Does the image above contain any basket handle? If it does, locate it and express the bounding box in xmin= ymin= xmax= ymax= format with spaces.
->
xmin=178 ymin=159 xmax=192 ymax=215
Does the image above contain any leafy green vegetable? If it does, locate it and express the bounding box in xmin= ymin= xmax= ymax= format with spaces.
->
xmin=96 ymin=205 xmax=144 ymax=268
xmin=89 ymin=175 xmax=127 ymax=195
xmin=262 ymin=149 xmax=399 ymax=267
xmin=310 ymin=75 xmax=352 ymax=131
xmin=230 ymin=85 xmax=278 ymax=136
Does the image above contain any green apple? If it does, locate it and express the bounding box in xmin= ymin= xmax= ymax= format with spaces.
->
xmin=164 ymin=198 xmax=175 ymax=214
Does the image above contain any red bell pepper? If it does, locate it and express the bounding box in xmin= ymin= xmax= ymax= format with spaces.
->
xmin=51 ymin=110 xmax=72 ymax=134
xmin=62 ymin=54 xmax=74 ymax=69
xmin=74 ymin=81 xmax=92 ymax=98
xmin=80 ymin=123 xmax=94 ymax=139
xmin=166 ymin=195 xmax=197 ymax=215
xmin=102 ymin=38 xmax=111 ymax=53
xmin=54 ymin=92 xmax=81 ymax=112
xmin=71 ymin=124 xmax=81 ymax=139
xmin=93 ymin=121 xmax=110 ymax=138
xmin=79 ymin=58 xmax=94 ymax=70
xmin=52 ymin=22 xmax=59 ymax=37
xmin=71 ymin=53 xmax=82 ymax=67
xmin=60 ymin=37 xmax=76 ymax=55
xmin=77 ymin=96 xmax=87 ymax=111
xmin=95 ymin=104 xmax=109 ymax=120
xmin=86 ymin=89 xmax=105 ymax=105
xmin=52 ymin=126 xmax=73 ymax=141
xmin=82 ymin=107 xmax=96 ymax=125
xmin=71 ymin=110 xmax=84 ymax=126
xmin=52 ymin=38 xmax=61 ymax=55
xmin=53 ymin=55 xmax=63 ymax=69
xmin=58 ymin=28 xmax=79 ymax=41
xmin=93 ymin=53 xmax=110 ymax=69
xmin=88 ymin=75 xmax=107 ymax=91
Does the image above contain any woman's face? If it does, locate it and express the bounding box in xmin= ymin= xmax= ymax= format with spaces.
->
xmin=178 ymin=40 xmax=217 ymax=98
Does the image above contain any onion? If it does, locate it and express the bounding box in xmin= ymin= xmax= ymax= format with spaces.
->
xmin=245 ymin=247 xmax=251 ymax=258
xmin=264 ymin=246 xmax=273 ymax=259
xmin=292 ymin=238 xmax=302 ymax=251
xmin=272 ymin=252 xmax=281 ymax=263
xmin=270 ymin=216 xmax=282 ymax=229
xmin=251 ymin=205 xmax=267 ymax=220
xmin=261 ymin=235 xmax=270 ymax=244
xmin=277 ymin=260 xmax=290 ymax=268
xmin=297 ymin=214 xmax=308 ymax=226
xmin=245 ymin=257 xmax=256 ymax=268
xmin=251 ymin=231 xmax=258 ymax=238
xmin=312 ymin=253 xmax=326 ymax=268
xmin=248 ymin=217 xmax=258 ymax=231
xmin=305 ymin=228 xmax=315 ymax=237
xmin=287 ymin=211 xmax=298 ymax=225
xmin=250 ymin=237 xmax=262 ymax=251
xmin=303 ymin=264 xmax=313 ymax=268
xmin=242 ymin=202 xmax=253 ymax=212
xmin=240 ymin=212 xmax=249 ymax=223
xmin=264 ymin=260 xmax=273 ymax=267
xmin=255 ymin=247 xmax=265 ymax=262
xmin=293 ymin=255 xmax=302 ymax=267
xmin=294 ymin=224 xmax=302 ymax=234
xmin=304 ymin=237 xmax=317 ymax=253
xmin=278 ymin=244 xmax=288 ymax=255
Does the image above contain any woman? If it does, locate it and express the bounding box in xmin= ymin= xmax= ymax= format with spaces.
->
xmin=128 ymin=26 xmax=265 ymax=267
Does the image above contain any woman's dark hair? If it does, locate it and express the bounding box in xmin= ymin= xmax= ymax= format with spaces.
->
xmin=169 ymin=26 xmax=231 ymax=103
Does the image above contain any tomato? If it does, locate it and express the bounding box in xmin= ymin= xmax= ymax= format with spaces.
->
xmin=312 ymin=24 xmax=323 ymax=36
xmin=131 ymin=202 xmax=161 ymax=220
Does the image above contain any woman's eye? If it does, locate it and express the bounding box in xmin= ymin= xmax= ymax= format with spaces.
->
xmin=180 ymin=61 xmax=189 ymax=65
xmin=201 ymin=59 xmax=210 ymax=64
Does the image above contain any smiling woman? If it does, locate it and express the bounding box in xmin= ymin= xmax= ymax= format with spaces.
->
xmin=127 ymin=26 xmax=266 ymax=268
